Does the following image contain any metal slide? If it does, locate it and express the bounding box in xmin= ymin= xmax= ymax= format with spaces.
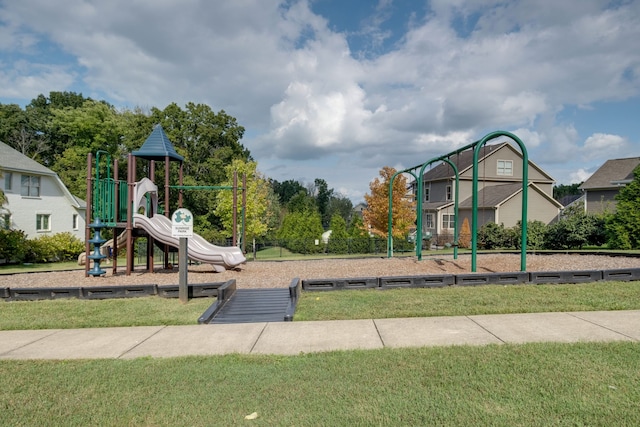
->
xmin=133 ymin=213 xmax=246 ymax=272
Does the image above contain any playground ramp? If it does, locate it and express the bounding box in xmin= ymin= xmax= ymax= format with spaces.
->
xmin=133 ymin=213 xmax=246 ymax=272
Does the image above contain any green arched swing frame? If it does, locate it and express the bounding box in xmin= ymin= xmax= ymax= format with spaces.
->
xmin=387 ymin=130 xmax=529 ymax=272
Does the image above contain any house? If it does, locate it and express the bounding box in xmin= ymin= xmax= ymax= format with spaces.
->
xmin=0 ymin=141 xmax=86 ymax=240
xmin=415 ymin=142 xmax=563 ymax=240
xmin=579 ymin=157 xmax=640 ymax=214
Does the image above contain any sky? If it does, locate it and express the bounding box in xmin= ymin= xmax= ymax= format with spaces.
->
xmin=1 ymin=0 xmax=639 ymax=203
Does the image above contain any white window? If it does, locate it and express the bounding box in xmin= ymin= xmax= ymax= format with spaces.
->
xmin=424 ymin=184 xmax=430 ymax=202
xmin=425 ymin=213 xmax=434 ymax=229
xmin=73 ymin=214 xmax=79 ymax=230
xmin=446 ymin=185 xmax=452 ymax=201
xmin=36 ymin=214 xmax=51 ymax=231
xmin=4 ymin=172 xmax=12 ymax=191
xmin=497 ymin=160 xmax=513 ymax=176
xmin=442 ymin=214 xmax=456 ymax=229
xmin=21 ymin=175 xmax=40 ymax=197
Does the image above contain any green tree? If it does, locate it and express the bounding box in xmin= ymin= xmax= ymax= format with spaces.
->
xmin=327 ymin=214 xmax=349 ymax=254
xmin=348 ymin=215 xmax=371 ymax=253
xmin=48 ymin=100 xmax=125 ymax=196
xmin=327 ymin=194 xmax=353 ymax=225
xmin=553 ymin=183 xmax=582 ymax=200
xmin=271 ymin=179 xmax=306 ymax=205
xmin=287 ymin=190 xmax=316 ymax=213
xmin=606 ymin=166 xmax=640 ymax=249
xmin=278 ymin=209 xmax=324 ymax=254
xmin=214 ymin=159 xmax=274 ymax=242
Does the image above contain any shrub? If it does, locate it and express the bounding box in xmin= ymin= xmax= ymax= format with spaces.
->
xmin=28 ymin=232 xmax=85 ymax=262
xmin=327 ymin=215 xmax=349 ymax=254
xmin=477 ymin=223 xmax=511 ymax=250
xmin=0 ymin=229 xmax=29 ymax=263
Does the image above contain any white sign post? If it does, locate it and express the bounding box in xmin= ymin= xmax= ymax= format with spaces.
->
xmin=172 ymin=208 xmax=194 ymax=303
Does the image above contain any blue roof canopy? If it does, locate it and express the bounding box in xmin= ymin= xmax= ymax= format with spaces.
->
xmin=132 ymin=124 xmax=184 ymax=162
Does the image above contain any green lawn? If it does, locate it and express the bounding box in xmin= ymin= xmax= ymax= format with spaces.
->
xmin=1 ymin=342 xmax=638 ymax=426
xmin=295 ymin=280 xmax=640 ymax=321
xmin=2 ymin=280 xmax=640 ymax=330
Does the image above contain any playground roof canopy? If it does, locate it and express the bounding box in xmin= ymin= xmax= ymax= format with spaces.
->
xmin=132 ymin=124 xmax=184 ymax=162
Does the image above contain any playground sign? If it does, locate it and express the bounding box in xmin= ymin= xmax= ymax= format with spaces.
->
xmin=172 ymin=208 xmax=194 ymax=238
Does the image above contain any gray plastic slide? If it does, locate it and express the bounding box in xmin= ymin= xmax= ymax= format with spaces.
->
xmin=133 ymin=213 xmax=246 ymax=272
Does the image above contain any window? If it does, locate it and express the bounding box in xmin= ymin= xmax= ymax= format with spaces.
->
xmin=424 ymin=184 xmax=430 ymax=202
xmin=424 ymin=213 xmax=434 ymax=229
xmin=497 ymin=160 xmax=513 ymax=176
xmin=21 ymin=175 xmax=40 ymax=197
xmin=4 ymin=172 xmax=12 ymax=191
xmin=446 ymin=185 xmax=452 ymax=201
xmin=442 ymin=214 xmax=456 ymax=229
xmin=36 ymin=214 xmax=51 ymax=231
xmin=73 ymin=214 xmax=79 ymax=230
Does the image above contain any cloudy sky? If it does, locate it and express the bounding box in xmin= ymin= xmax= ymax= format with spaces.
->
xmin=1 ymin=0 xmax=639 ymax=202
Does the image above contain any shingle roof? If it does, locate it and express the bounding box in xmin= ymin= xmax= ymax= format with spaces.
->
xmin=422 ymin=144 xmax=502 ymax=181
xmin=579 ymin=157 xmax=640 ymax=190
xmin=458 ymin=183 xmax=524 ymax=208
xmin=132 ymin=124 xmax=184 ymax=162
xmin=0 ymin=141 xmax=56 ymax=175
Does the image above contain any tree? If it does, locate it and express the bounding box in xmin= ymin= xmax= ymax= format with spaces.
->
xmin=553 ymin=183 xmax=582 ymax=201
xmin=48 ymin=100 xmax=125 ymax=196
xmin=458 ymin=218 xmax=471 ymax=248
xmin=271 ymin=179 xmax=307 ymax=205
xmin=309 ymin=178 xmax=333 ymax=228
xmin=606 ymin=166 xmax=640 ymax=249
xmin=363 ymin=166 xmax=415 ymax=238
xmin=327 ymin=194 xmax=353 ymax=225
xmin=348 ymin=214 xmax=370 ymax=253
xmin=277 ymin=208 xmax=324 ymax=254
xmin=214 ymin=159 xmax=274 ymax=242
xmin=327 ymin=214 xmax=349 ymax=254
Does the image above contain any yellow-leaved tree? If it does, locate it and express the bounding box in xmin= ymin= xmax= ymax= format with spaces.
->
xmin=363 ymin=166 xmax=416 ymax=238
xmin=214 ymin=159 xmax=280 ymax=241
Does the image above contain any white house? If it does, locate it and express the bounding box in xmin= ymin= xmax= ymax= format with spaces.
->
xmin=0 ymin=141 xmax=86 ymax=240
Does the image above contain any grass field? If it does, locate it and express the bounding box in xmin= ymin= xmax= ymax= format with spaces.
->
xmin=2 ymin=263 xmax=640 ymax=425
xmin=1 ymin=280 xmax=640 ymax=330
xmin=1 ymin=342 xmax=638 ymax=426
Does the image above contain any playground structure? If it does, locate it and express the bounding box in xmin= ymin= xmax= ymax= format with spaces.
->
xmin=83 ymin=125 xmax=247 ymax=277
xmin=387 ymin=130 xmax=528 ymax=272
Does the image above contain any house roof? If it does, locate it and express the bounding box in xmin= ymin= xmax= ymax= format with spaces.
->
xmin=421 ymin=141 xmax=554 ymax=182
xmin=0 ymin=140 xmax=85 ymax=208
xmin=422 ymin=144 xmax=502 ymax=181
xmin=132 ymin=124 xmax=184 ymax=162
xmin=0 ymin=141 xmax=57 ymax=176
xmin=458 ymin=183 xmax=563 ymax=209
xmin=579 ymin=157 xmax=640 ymax=190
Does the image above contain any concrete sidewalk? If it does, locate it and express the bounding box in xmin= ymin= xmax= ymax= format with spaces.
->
xmin=1 ymin=310 xmax=638 ymax=360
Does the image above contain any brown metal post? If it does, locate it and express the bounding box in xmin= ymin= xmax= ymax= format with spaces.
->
xmin=178 ymin=162 xmax=184 ymax=207
xmin=242 ymin=173 xmax=247 ymax=253
xmin=84 ymin=153 xmax=93 ymax=277
xmin=126 ymin=154 xmax=135 ymax=275
xmin=112 ymin=159 xmax=119 ymax=274
xmin=232 ymin=171 xmax=238 ymax=246
xmin=147 ymin=160 xmax=155 ymax=273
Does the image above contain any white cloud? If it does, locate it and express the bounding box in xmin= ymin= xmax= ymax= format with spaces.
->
xmin=582 ymin=133 xmax=631 ymax=161
xmin=1 ymin=0 xmax=639 ymax=200
xmin=569 ymin=168 xmax=593 ymax=184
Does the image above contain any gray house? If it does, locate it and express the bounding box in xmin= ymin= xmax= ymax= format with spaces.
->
xmin=579 ymin=157 xmax=640 ymax=214
xmin=0 ymin=141 xmax=86 ymax=239
xmin=415 ymin=142 xmax=563 ymax=240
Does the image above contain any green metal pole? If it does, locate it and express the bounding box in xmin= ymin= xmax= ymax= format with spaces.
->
xmin=472 ymin=130 xmax=528 ymax=272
